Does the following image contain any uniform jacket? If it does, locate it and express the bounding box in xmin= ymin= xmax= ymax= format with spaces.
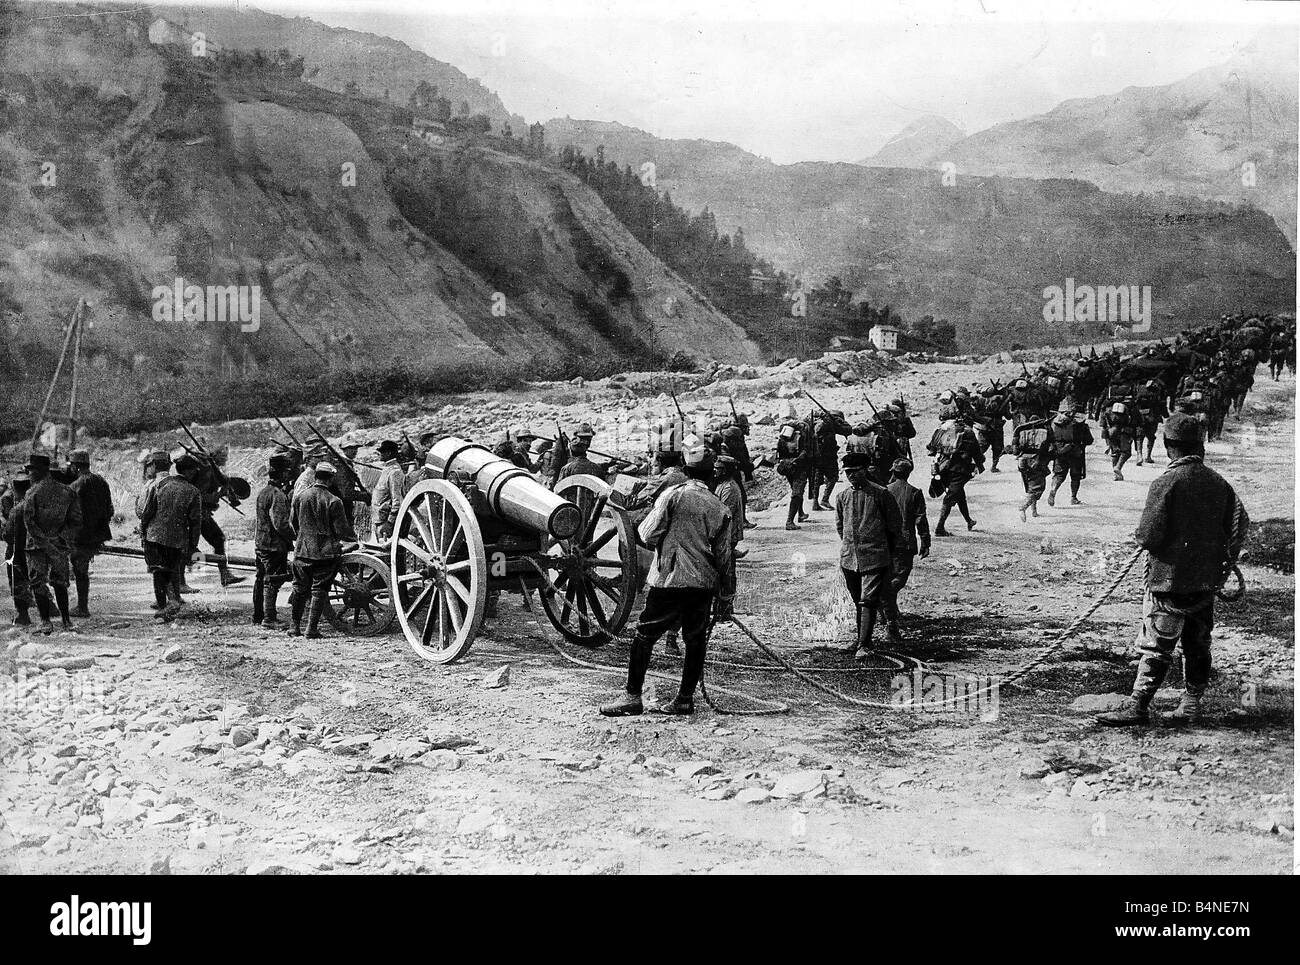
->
xmin=835 ymin=478 xmax=903 ymax=573
xmin=291 ymin=482 xmax=357 ymax=561
xmin=138 ymin=474 xmax=200 ymax=552
xmin=712 ymin=476 xmax=745 ymax=548
xmin=371 ymin=460 xmax=408 ymax=533
xmin=1048 ymin=419 xmax=1093 ymax=461
xmin=22 ymin=477 xmax=82 ymax=554
xmin=255 ymin=483 xmax=294 ymax=554
xmin=927 ymin=422 xmax=984 ymax=479
xmin=1012 ymin=419 xmax=1053 ymax=473
xmin=69 ymin=471 xmax=114 ymax=546
xmin=638 ymin=478 xmax=732 ymax=590
xmin=887 ymin=478 xmax=930 ymax=558
xmin=1135 ymin=456 xmax=1249 ymax=594
xmin=557 ymin=454 xmax=608 ymax=482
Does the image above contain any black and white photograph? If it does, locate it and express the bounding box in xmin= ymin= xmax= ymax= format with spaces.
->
xmin=0 ymin=0 xmax=1295 ymax=901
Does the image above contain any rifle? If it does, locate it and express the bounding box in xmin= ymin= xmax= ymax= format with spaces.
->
xmin=669 ymin=390 xmax=689 ymax=432
xmin=177 ymin=425 xmax=245 ymax=516
xmin=537 ymin=436 xmax=635 ymax=469
xmin=549 ymin=423 xmax=570 ymax=490
xmin=728 ymin=396 xmax=741 ymax=425
xmin=306 ymin=419 xmax=376 ymax=491
xmin=274 ymin=416 xmax=305 ymax=449
xmin=1021 ymin=360 xmax=1031 ymax=378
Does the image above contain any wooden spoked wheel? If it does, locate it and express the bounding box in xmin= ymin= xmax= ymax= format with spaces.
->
xmin=390 ymin=479 xmax=487 ymax=664
xmin=540 ymin=474 xmax=638 ymax=647
xmin=327 ymin=551 xmax=395 ymax=636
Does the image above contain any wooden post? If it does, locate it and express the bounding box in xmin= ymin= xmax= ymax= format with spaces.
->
xmin=32 ymin=299 xmax=82 ymax=450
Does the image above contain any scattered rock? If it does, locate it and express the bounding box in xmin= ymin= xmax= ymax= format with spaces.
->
xmin=1018 ymin=759 xmax=1051 ymax=780
xmin=482 ymin=666 xmax=511 ymax=689
xmin=229 ymin=726 xmax=255 ymax=748
xmin=332 ymin=846 xmax=364 ymax=866
xmin=457 ymin=809 xmax=495 ymax=836
xmin=1069 ymin=693 xmax=1132 ymax=713
xmin=735 ymin=788 xmax=771 ymax=805
xmin=161 ymin=646 xmax=183 ymax=663
xmin=38 ymin=656 xmax=95 ymax=671
xmin=770 ymin=770 xmax=827 ymax=799
xmin=675 ymin=760 xmax=720 ymax=779
xmin=420 ymin=749 xmax=461 ymax=771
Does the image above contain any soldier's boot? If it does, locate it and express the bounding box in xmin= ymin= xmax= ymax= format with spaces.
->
xmin=12 ymin=607 xmax=31 ymax=626
xmin=599 ymin=691 xmax=644 ymax=717
xmin=665 ymin=631 xmax=682 ymax=655
xmin=1046 ymin=481 xmax=1059 ymax=507
xmin=854 ymin=605 xmax=878 ymax=659
xmin=52 ymin=585 xmax=75 ymax=631
xmin=72 ymin=574 xmax=91 ymax=618
xmin=219 ymin=564 xmax=246 ymax=588
xmin=885 ymin=603 xmax=905 ymax=645
xmin=160 ymin=582 xmax=185 ymax=622
xmin=261 ymin=584 xmax=281 ymax=629
xmin=34 ymin=595 xmax=54 ymax=635
xmin=1095 ymin=694 xmax=1151 ymax=726
xmin=305 ymin=592 xmax=328 ymax=639
xmin=252 ymin=580 xmax=264 ymax=625
xmin=933 ymin=506 xmax=952 ymax=537
xmin=290 ymin=592 xmax=306 ymax=637
xmin=1166 ymin=691 xmax=1202 ymax=725
xmin=1031 ymin=499 xmax=1040 ymax=517
xmin=1070 ymin=482 xmax=1083 ymax=506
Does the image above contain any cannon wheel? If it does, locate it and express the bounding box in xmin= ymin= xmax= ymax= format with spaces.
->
xmin=391 ymin=479 xmax=487 ymax=664
xmin=327 ymin=551 xmax=395 ymax=637
xmin=540 ymin=474 xmax=638 ymax=647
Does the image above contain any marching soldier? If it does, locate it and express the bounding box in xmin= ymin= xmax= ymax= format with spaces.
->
xmin=138 ymin=453 xmax=202 ymax=622
xmin=836 ymin=451 xmax=903 ymax=658
xmin=66 ymin=449 xmax=114 ymax=618
xmin=809 ymin=409 xmax=849 ymax=510
xmin=21 ymin=453 xmax=81 ymax=634
xmin=776 ymin=417 xmax=813 ymax=530
xmin=927 ymin=413 xmax=984 ymax=536
xmin=253 ymin=453 xmax=295 ymax=628
xmin=195 ymin=445 xmax=245 ymax=587
xmin=712 ymin=452 xmax=746 ymax=609
xmin=1046 ymin=402 xmax=1093 ymax=507
xmin=1133 ymin=379 xmax=1168 ymax=466
xmin=600 ymin=439 xmax=732 ymax=717
xmin=289 ymin=461 xmax=358 ymax=639
xmin=1011 ymin=415 xmax=1053 ymax=522
xmin=1 ymin=471 xmax=33 ymax=625
xmin=1100 ymin=401 xmax=1138 ymax=480
xmin=884 ymin=458 xmax=930 ymax=644
xmin=1097 ymin=414 xmax=1249 ymax=726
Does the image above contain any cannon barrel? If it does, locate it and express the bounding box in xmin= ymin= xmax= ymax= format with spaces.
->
xmin=428 ymin=437 xmax=582 ymax=540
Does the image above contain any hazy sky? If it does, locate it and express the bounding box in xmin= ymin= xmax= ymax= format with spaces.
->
xmin=236 ymin=0 xmax=1295 ymax=162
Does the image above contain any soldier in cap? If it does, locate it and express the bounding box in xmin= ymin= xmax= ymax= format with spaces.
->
xmin=370 ymin=440 xmax=408 ymax=542
xmin=1011 ymin=413 xmax=1053 ymax=522
xmin=888 ymin=398 xmax=917 ymax=441
xmin=1100 ymin=400 xmax=1138 ymax=480
xmin=600 ymin=436 xmax=731 ymax=717
xmin=138 ymin=453 xmax=202 ymax=621
xmin=926 ymin=412 xmax=983 ymax=536
xmin=289 ymin=460 xmax=358 ymax=638
xmin=712 ymin=452 xmax=746 ymax=615
xmin=776 ymin=417 xmax=813 ymax=530
xmin=557 ymin=423 xmax=609 ymax=482
xmin=20 ymin=453 xmax=81 ymax=633
xmin=836 ymin=451 xmax=903 ymax=658
xmin=1046 ymin=401 xmax=1094 ymax=507
xmin=1097 ymin=413 xmax=1249 ymax=727
xmin=884 ymin=457 xmax=929 ymax=643
xmin=809 ymin=408 xmax=851 ymax=510
xmin=253 ymin=453 xmax=296 ymax=628
xmin=66 ymin=449 xmax=114 ymax=617
xmin=1133 ymin=379 xmax=1168 ymax=466
xmin=293 ymin=440 xmax=329 ymax=500
xmin=1 ymin=471 xmax=33 ymax=625
xmin=1004 ymin=377 xmax=1047 ymax=430
xmin=193 ymin=444 xmax=245 ymax=588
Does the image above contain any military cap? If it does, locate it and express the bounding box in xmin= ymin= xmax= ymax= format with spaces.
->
xmin=842 ymin=452 xmax=871 ymax=471
xmin=69 ymin=449 xmax=91 ymax=465
xmin=148 ymin=449 xmax=171 ymax=467
xmin=24 ymin=453 xmax=51 ymax=470
xmin=955 ymin=386 xmax=970 ymax=397
xmin=269 ymin=453 xmax=294 ymax=472
xmin=340 ymin=441 xmax=361 ymax=453
xmin=715 ymin=452 xmax=738 ymax=469
xmin=315 ymin=461 xmax=337 ymax=476
xmin=573 ymin=423 xmax=596 ymax=439
xmin=890 ymin=397 xmax=906 ymax=409
xmin=891 ymin=458 xmax=914 ymax=474
xmin=1163 ymin=413 xmax=1204 ymax=444
xmin=174 ymin=454 xmax=201 ymax=473
xmin=377 ymin=440 xmax=401 ymax=457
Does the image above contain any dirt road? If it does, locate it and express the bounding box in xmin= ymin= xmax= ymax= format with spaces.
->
xmin=1 ymin=366 xmax=1293 ymax=874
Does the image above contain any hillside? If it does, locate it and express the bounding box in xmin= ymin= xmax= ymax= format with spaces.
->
xmin=858 ymin=114 xmax=965 ymax=168
xmin=544 ymin=118 xmax=1296 ymax=350
xmin=0 ymin=4 xmax=760 ymax=437
xmin=869 ymin=37 xmax=1299 ymax=245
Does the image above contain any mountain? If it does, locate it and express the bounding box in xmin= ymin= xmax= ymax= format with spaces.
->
xmin=0 ymin=3 xmax=760 ymax=436
xmin=858 ymin=114 xmax=965 ymax=168
xmin=545 ymin=118 xmax=1295 ymax=350
xmin=866 ymin=36 xmax=1299 ymax=244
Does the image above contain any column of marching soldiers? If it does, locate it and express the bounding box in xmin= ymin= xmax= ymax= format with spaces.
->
xmin=0 ymin=314 xmax=1289 ymax=720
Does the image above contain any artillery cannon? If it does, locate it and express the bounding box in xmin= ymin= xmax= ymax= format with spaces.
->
xmin=389 ymin=438 xmax=644 ymax=663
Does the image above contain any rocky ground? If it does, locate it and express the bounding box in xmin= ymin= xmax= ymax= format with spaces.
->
xmin=0 ymin=355 xmax=1293 ymax=874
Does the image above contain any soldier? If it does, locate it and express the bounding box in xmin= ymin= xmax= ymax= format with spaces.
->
xmin=712 ymin=452 xmax=746 ymax=612
xmin=1011 ymin=415 xmax=1053 ymax=522
xmin=1133 ymin=379 xmax=1168 ymax=466
xmin=600 ymin=439 xmax=732 ymax=717
xmin=972 ymin=386 xmax=1007 ymax=472
xmin=1268 ymin=328 xmax=1292 ymax=381
xmin=1004 ymin=377 xmax=1047 ymax=429
xmin=1 ymin=471 xmax=33 ymax=625
xmin=888 ymin=397 xmax=917 ymax=444
xmin=776 ymin=417 xmax=813 ymax=530
xmin=926 ymin=413 xmax=984 ymax=536
xmin=66 ymin=450 xmax=114 ymax=618
xmin=836 ymin=451 xmax=903 ymax=658
xmin=289 ymin=461 xmax=358 ymax=639
xmin=884 ymin=458 xmax=930 ymax=644
xmin=20 ymin=453 xmax=81 ymax=634
xmin=1097 ymin=414 xmax=1249 ymax=726
xmin=253 ymin=453 xmax=295 ymax=628
xmin=370 ymin=440 xmax=407 ymax=542
xmin=557 ymin=423 xmax=609 ymax=482
xmin=809 ymin=409 xmax=849 ymax=510
xmin=861 ymin=409 xmax=907 ymax=486
xmin=138 ymin=453 xmax=202 ymax=622
xmin=1046 ymin=402 xmax=1093 ymax=507
xmin=1100 ymin=400 xmax=1138 ymax=480
xmin=334 ymin=441 xmax=372 ymax=532
xmin=195 ymin=445 xmax=245 ymax=587
xmin=292 ymin=442 xmax=328 ymax=500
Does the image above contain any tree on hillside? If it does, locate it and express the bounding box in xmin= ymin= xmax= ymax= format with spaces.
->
xmin=344 ymin=79 xmax=361 ymax=97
